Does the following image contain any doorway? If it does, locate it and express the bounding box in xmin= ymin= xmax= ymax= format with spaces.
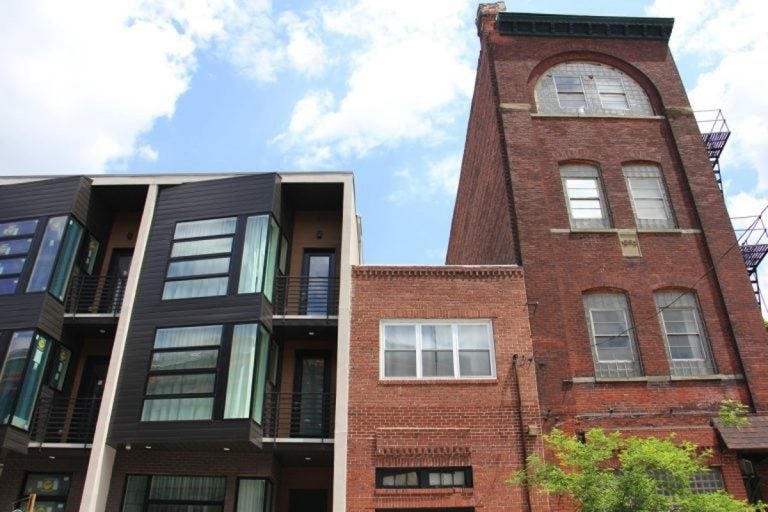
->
xmin=102 ymin=249 xmax=132 ymax=313
xmin=292 ymin=351 xmax=331 ymax=437
xmin=70 ymin=356 xmax=108 ymax=441
xmin=289 ymin=489 xmax=328 ymax=512
xmin=300 ymin=250 xmax=335 ymax=315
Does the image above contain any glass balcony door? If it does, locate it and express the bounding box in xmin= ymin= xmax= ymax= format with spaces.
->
xmin=292 ymin=351 xmax=331 ymax=437
xmin=300 ymin=251 xmax=335 ymax=315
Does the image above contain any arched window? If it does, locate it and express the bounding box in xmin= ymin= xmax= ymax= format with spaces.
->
xmin=582 ymin=292 xmax=642 ymax=378
xmin=535 ymin=62 xmax=653 ymax=116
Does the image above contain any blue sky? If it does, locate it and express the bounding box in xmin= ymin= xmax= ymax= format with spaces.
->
xmin=1 ymin=0 xmax=767 ymax=280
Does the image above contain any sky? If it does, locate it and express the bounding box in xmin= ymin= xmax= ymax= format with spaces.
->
xmin=1 ymin=0 xmax=767 ymax=300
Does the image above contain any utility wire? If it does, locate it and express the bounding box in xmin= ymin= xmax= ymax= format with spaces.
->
xmin=591 ymin=203 xmax=768 ymax=349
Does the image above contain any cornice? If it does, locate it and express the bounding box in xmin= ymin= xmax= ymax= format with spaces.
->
xmin=353 ymin=265 xmax=524 ymax=279
xmin=496 ymin=12 xmax=674 ymax=42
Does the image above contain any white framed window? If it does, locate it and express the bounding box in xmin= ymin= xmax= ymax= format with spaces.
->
xmin=583 ymin=293 xmax=642 ymax=378
xmin=596 ymin=77 xmax=629 ymax=110
xmin=380 ymin=320 xmax=495 ymax=379
xmin=655 ymin=291 xmax=715 ymax=376
xmin=561 ymin=164 xmax=611 ymax=228
xmin=624 ymin=165 xmax=675 ymax=229
xmin=553 ymin=76 xmax=587 ymax=109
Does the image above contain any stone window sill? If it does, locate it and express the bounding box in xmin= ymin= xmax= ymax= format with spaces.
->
xmin=566 ymin=374 xmax=743 ymax=384
xmin=379 ymin=379 xmax=498 ymax=386
xmin=532 ymin=114 xmax=665 ymax=120
xmin=374 ymin=488 xmax=471 ymax=496
xmin=550 ymin=228 xmax=702 ymax=234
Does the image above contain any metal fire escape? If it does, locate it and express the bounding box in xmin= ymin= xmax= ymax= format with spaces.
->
xmin=696 ymin=109 xmax=731 ymax=190
xmin=696 ymin=109 xmax=767 ymax=307
xmin=733 ymin=215 xmax=768 ymax=307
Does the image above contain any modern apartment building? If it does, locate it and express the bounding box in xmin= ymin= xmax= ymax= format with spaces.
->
xmin=0 ymin=173 xmax=359 ymax=511
xmin=0 ymin=4 xmax=766 ymax=512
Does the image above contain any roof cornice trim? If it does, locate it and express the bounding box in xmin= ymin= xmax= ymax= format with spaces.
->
xmin=496 ymin=12 xmax=674 ymax=42
xmin=353 ymin=265 xmax=524 ymax=279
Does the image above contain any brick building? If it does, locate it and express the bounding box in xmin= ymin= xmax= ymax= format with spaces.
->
xmin=446 ymin=2 xmax=768 ymax=508
xmin=0 ymin=4 xmax=766 ymax=512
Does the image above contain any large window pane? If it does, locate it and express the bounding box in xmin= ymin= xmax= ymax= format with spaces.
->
xmin=0 ymin=258 xmax=25 ymax=275
xmin=0 ymin=331 xmax=34 ymax=424
xmin=155 ymin=325 xmax=222 ymax=349
xmin=162 ymin=277 xmax=228 ymax=300
xmin=0 ymin=238 xmax=32 ymax=256
xmin=237 ymin=479 xmax=270 ymax=512
xmin=12 ymin=333 xmax=53 ymax=429
xmin=262 ymin=218 xmax=280 ymax=302
xmin=141 ymin=397 xmax=214 ymax=421
xmin=0 ymin=277 xmax=18 ymax=295
xmin=0 ymin=219 xmax=38 ymax=237
xmin=238 ymin=215 xmax=269 ymax=294
xmin=584 ymin=294 xmax=641 ymax=378
xmin=49 ymin=218 xmax=85 ymax=301
xmin=225 ymin=324 xmax=258 ymax=419
xmin=174 ymin=218 xmax=236 ymax=240
xmin=146 ymin=374 xmax=215 ymax=395
xmin=149 ymin=476 xmax=226 ymax=501
xmin=150 ymin=350 xmax=219 ymax=371
xmin=167 ymin=258 xmax=230 ymax=278
xmin=122 ymin=476 xmax=149 ymax=512
xmin=27 ymin=216 xmax=67 ymax=292
xmin=384 ymin=351 xmax=417 ymax=377
xmin=656 ymin=291 xmax=714 ymax=375
xmin=171 ymin=237 xmax=232 ymax=258
xmin=251 ymin=326 xmax=270 ymax=424
xmin=384 ymin=325 xmax=416 ymax=350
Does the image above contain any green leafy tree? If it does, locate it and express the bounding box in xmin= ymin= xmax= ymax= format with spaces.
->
xmin=511 ymin=428 xmax=763 ymax=512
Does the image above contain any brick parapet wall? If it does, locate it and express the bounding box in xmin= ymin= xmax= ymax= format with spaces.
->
xmin=349 ymin=265 xmax=547 ymax=511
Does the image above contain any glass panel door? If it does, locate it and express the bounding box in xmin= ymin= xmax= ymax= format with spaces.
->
xmin=301 ymin=251 xmax=334 ymax=315
xmin=292 ymin=351 xmax=330 ymax=437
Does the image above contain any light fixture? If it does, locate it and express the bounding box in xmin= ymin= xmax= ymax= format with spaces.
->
xmin=48 ymin=456 xmax=56 ymax=460
xmin=125 ymin=444 xmax=132 ymax=451
xmin=316 ymin=230 xmax=323 ymax=240
xmin=98 ymin=328 xmax=106 ymax=334
xmin=223 ymin=447 xmax=230 ymax=452
xmin=304 ymin=457 xmax=312 ymax=462
xmin=308 ymin=331 xmax=315 ymax=336
xmin=145 ymin=446 xmax=152 ymax=450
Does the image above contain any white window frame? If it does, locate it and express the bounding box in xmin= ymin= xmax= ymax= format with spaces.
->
xmin=560 ymin=164 xmax=611 ymax=229
xmin=655 ymin=291 xmax=715 ymax=376
xmin=379 ymin=320 xmax=496 ymax=380
xmin=583 ymin=293 xmax=642 ymax=378
xmin=553 ymin=75 xmax=588 ymax=109
xmin=624 ymin=165 xmax=675 ymax=229
xmin=595 ymin=77 xmax=630 ymax=110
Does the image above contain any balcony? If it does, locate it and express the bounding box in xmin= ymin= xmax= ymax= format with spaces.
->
xmin=29 ymin=396 xmax=101 ymax=445
xmin=64 ymin=275 xmax=126 ymax=317
xmin=273 ymin=276 xmax=339 ymax=318
xmin=263 ymin=392 xmax=334 ymax=440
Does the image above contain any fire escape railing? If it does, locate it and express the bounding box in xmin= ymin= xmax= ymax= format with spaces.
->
xmin=695 ymin=109 xmax=731 ymax=190
xmin=732 ymin=215 xmax=768 ymax=307
xmin=262 ymin=392 xmax=334 ymax=440
xmin=273 ymin=276 xmax=339 ymax=317
xmin=29 ymin=396 xmax=102 ymax=445
xmin=64 ymin=275 xmax=126 ymax=316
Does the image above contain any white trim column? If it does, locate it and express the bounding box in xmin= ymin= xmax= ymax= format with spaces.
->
xmin=79 ymin=185 xmax=159 ymax=511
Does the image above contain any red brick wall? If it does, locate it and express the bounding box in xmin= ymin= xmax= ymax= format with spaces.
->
xmin=348 ymin=266 xmax=547 ymax=512
xmin=446 ymin=9 xmax=764 ymax=503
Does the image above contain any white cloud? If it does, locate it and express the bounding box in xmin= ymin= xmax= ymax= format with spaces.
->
xmin=387 ymin=152 xmax=462 ymax=203
xmin=0 ymin=0 xmax=326 ymax=174
xmin=646 ymin=0 xmax=768 ymax=189
xmin=276 ymin=0 xmax=477 ymax=167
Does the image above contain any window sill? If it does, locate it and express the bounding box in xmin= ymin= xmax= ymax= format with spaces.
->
xmin=379 ymin=379 xmax=498 ymax=386
xmin=566 ymin=374 xmax=744 ymax=384
xmin=550 ymin=228 xmax=702 ymax=235
xmin=532 ymin=114 xmax=664 ymax=120
xmin=374 ymin=488 xmax=471 ymax=496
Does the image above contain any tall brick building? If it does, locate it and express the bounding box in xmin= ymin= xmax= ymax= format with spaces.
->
xmin=445 ymin=2 xmax=768 ymax=507
xmin=0 ymin=4 xmax=766 ymax=512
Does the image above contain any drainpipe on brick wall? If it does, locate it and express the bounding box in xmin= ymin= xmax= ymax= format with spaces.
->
xmin=512 ymin=353 xmax=535 ymax=512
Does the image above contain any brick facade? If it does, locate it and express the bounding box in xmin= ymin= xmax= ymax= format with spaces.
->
xmin=447 ymin=3 xmax=768 ymax=505
xmin=347 ymin=266 xmax=547 ymax=511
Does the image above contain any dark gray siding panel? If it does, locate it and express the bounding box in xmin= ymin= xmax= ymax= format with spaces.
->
xmin=111 ymin=174 xmax=279 ymax=445
xmin=0 ymin=295 xmax=46 ymax=331
xmin=0 ymin=176 xmax=87 ymax=220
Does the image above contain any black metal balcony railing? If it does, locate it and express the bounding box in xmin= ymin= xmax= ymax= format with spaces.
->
xmin=262 ymin=392 xmax=334 ymax=439
xmin=29 ymin=396 xmax=101 ymax=444
xmin=64 ymin=275 xmax=126 ymax=315
xmin=273 ymin=276 xmax=339 ymax=316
